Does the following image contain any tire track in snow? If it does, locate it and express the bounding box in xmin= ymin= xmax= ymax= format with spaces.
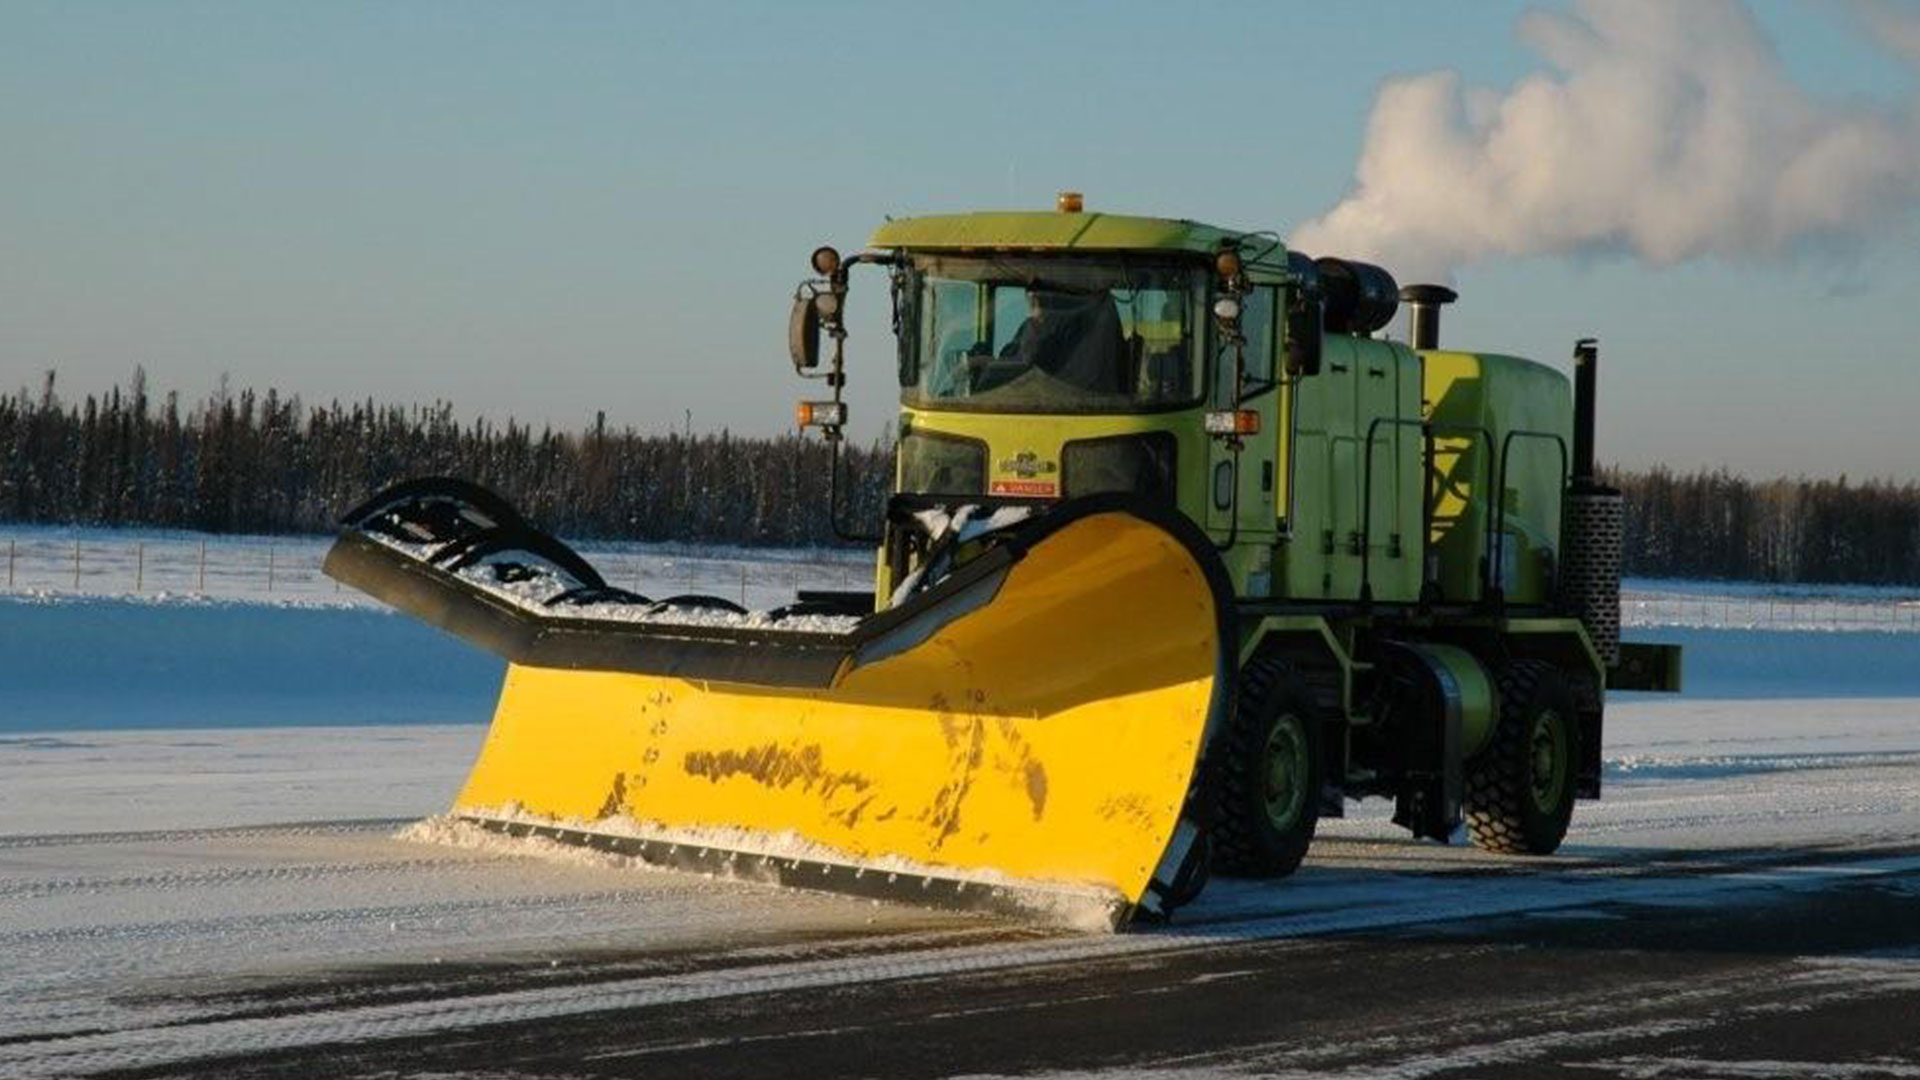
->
xmin=0 ymin=887 xmax=687 ymax=949
xmin=1159 ymin=962 xmax=1920 ymax=1079
xmin=0 ymin=855 xmax=508 ymax=900
xmin=0 ymin=818 xmax=414 ymax=850
xmin=6 ymin=849 xmax=1919 ymax=1078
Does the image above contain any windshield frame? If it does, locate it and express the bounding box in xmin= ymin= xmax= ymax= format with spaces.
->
xmin=896 ymin=254 xmax=1208 ymax=416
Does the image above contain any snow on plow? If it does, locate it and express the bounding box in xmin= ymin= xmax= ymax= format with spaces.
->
xmin=324 ymin=480 xmax=1231 ymax=928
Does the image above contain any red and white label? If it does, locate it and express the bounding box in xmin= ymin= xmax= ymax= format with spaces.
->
xmin=989 ymin=480 xmax=1058 ymax=498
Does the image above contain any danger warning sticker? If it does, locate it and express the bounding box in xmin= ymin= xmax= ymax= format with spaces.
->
xmin=989 ymin=480 xmax=1058 ymax=497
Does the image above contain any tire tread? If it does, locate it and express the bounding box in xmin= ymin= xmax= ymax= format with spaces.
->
xmin=1466 ymin=659 xmax=1572 ymax=855
xmin=1211 ymin=658 xmax=1319 ymax=877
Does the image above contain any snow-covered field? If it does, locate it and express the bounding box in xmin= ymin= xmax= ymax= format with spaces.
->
xmin=0 ymin=525 xmax=871 ymax=611
xmin=0 ymin=530 xmax=1917 ymax=1077
xmin=5 ymin=524 xmax=1917 ymax=631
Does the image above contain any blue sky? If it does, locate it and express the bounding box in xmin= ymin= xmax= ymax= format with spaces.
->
xmin=3 ymin=1 xmax=1917 ymax=479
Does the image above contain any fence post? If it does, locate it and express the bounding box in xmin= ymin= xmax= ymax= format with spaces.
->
xmin=267 ymin=544 xmax=275 ymax=593
xmin=198 ymin=539 xmax=207 ymax=593
xmin=739 ymin=566 xmax=747 ymax=608
xmin=136 ymin=543 xmax=144 ymax=592
xmin=6 ymin=539 xmax=13 ymax=591
xmin=73 ymin=540 xmax=81 ymax=590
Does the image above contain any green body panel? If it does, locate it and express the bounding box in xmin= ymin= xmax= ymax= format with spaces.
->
xmin=1415 ymin=642 xmax=1497 ymax=759
xmin=871 ymin=212 xmax=1260 ymax=259
xmin=1238 ymin=614 xmax=1357 ymax=712
xmin=1280 ymin=335 xmax=1425 ymax=603
xmin=1424 ymin=351 xmax=1574 ymax=606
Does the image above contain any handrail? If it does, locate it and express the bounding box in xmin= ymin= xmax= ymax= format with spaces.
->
xmin=1358 ymin=415 xmax=1427 ymax=605
xmin=1491 ymin=428 xmax=1570 ymax=607
xmin=1361 ymin=421 xmax=1500 ymax=605
xmin=1424 ymin=424 xmax=1502 ymax=604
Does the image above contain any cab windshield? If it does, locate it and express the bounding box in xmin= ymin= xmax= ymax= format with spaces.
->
xmin=902 ymin=256 xmax=1200 ymax=413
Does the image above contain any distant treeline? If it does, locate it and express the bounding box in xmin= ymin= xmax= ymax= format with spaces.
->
xmin=0 ymin=372 xmax=890 ymax=546
xmin=1604 ymin=466 xmax=1920 ymax=585
xmin=3 ymin=373 xmax=1917 ymax=583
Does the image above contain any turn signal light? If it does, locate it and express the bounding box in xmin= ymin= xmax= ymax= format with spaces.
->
xmin=796 ymin=400 xmax=847 ymax=429
xmin=1204 ymin=410 xmax=1260 ymax=436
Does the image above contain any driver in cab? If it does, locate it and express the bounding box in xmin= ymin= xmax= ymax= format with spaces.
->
xmin=974 ymin=287 xmax=1128 ymax=395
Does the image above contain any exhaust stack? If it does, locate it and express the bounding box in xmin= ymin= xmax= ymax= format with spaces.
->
xmin=1399 ymin=284 xmax=1458 ymax=349
xmin=1559 ymin=337 xmax=1623 ymax=667
xmin=1572 ymin=337 xmax=1599 ymax=484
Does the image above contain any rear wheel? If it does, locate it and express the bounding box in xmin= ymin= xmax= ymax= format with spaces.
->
xmin=1212 ymin=658 xmax=1322 ymax=877
xmin=1466 ymin=659 xmax=1577 ymax=854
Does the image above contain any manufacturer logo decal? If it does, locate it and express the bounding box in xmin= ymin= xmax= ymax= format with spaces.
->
xmin=996 ymin=451 xmax=1057 ymax=478
xmin=991 ymin=450 xmax=1059 ymax=498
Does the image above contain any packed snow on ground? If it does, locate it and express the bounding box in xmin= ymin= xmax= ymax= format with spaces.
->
xmin=3 ymin=695 xmax=1918 ymax=1077
xmin=2 ymin=539 xmax=1919 ymax=1076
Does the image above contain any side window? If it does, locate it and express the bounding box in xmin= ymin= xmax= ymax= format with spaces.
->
xmin=920 ymin=281 xmax=981 ymax=396
xmin=1242 ymin=286 xmax=1276 ymax=382
xmin=1213 ymin=285 xmax=1277 ymax=404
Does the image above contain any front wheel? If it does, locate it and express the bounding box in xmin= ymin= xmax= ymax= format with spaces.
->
xmin=1212 ymin=659 xmax=1323 ymax=877
xmin=1466 ymin=659 xmax=1578 ymax=854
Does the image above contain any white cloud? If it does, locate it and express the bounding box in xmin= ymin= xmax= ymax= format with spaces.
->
xmin=1290 ymin=0 xmax=1920 ymax=282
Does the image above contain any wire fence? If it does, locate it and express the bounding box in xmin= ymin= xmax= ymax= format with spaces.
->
xmin=5 ymin=534 xmax=1917 ymax=632
xmin=0 ymin=534 xmax=870 ymax=610
xmin=1620 ymin=591 xmax=1920 ymax=633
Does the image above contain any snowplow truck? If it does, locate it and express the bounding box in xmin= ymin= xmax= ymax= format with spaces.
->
xmin=325 ymin=195 xmax=1683 ymax=928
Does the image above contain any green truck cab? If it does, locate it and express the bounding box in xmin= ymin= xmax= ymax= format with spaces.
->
xmin=790 ymin=195 xmax=1680 ymax=880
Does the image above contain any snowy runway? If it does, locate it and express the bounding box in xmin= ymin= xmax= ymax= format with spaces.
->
xmin=3 ymin=696 xmax=1919 ymax=1077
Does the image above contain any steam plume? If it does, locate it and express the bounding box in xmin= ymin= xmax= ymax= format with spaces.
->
xmin=1290 ymin=0 xmax=1920 ymax=281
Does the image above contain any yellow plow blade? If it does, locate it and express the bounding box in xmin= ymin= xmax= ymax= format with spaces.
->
xmin=455 ymin=509 xmax=1226 ymax=926
xmin=323 ymin=485 xmax=1232 ymax=926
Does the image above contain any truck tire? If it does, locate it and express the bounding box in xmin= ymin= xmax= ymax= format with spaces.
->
xmin=1466 ymin=659 xmax=1577 ymax=855
xmin=1212 ymin=658 xmax=1322 ymax=877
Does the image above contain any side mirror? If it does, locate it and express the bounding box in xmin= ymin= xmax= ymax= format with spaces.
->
xmin=789 ymin=288 xmax=822 ymax=371
xmin=1284 ymin=292 xmax=1323 ymax=377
